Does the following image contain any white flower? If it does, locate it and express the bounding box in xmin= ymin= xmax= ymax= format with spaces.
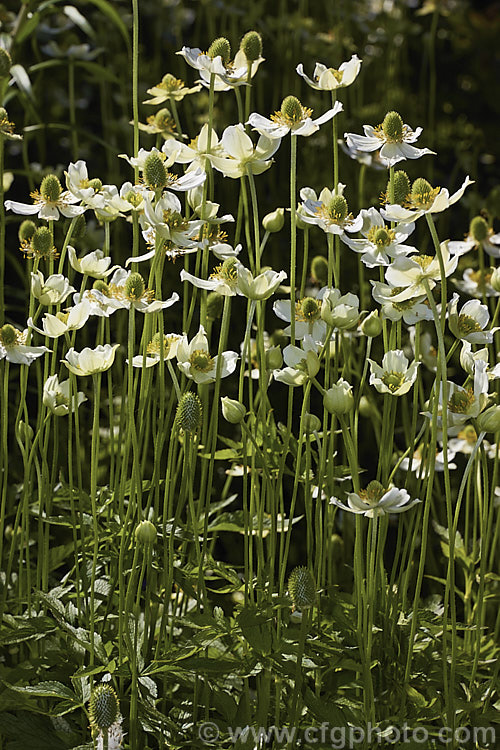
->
xmin=209 ymin=124 xmax=280 ymax=179
xmin=274 ymin=294 xmax=326 ymax=342
xmin=237 ymin=266 xmax=287 ymax=300
xmin=368 ymin=349 xmax=419 ymax=396
xmin=43 ymin=374 xmax=86 ymax=415
xmin=176 ymin=45 xmax=249 ymax=90
xmin=320 ymin=288 xmax=359 ymax=329
xmin=422 ymin=360 xmax=489 ymax=436
xmin=370 ymin=281 xmax=433 ymax=324
xmin=5 ymin=174 xmax=86 ymax=221
xmin=68 ymin=246 xmax=118 ymax=279
xmin=96 ymin=717 xmax=125 ymax=750
xmin=31 ymin=271 xmax=75 ymax=305
xmin=345 ymin=110 xmax=435 ymax=168
xmin=448 ymin=425 xmax=486 ymax=455
xmin=64 ymin=160 xmax=105 ymax=207
xmin=448 ymin=292 xmax=498 ymax=344
xmin=162 ymin=124 xmax=224 ymax=172
xmin=272 ymin=336 xmax=320 ymax=386
xmin=180 ymin=258 xmax=241 ymax=297
xmin=459 ymin=341 xmax=489 ymax=377
xmin=63 ymin=344 xmax=120 ymax=375
xmin=299 ymin=185 xmax=363 ymax=236
xmin=448 ymin=215 xmax=500 ymax=259
xmin=384 ymin=242 xmax=458 ymax=302
xmin=143 ymin=73 xmax=201 ymax=105
xmin=0 ymin=324 xmax=49 ymax=365
xmin=248 ymin=95 xmax=343 ymax=139
xmin=453 ymin=268 xmax=499 ymax=299
xmin=176 ymin=325 xmax=238 ymax=384
xmin=85 ymin=268 xmax=179 ymax=315
xmin=130 ymin=333 xmax=181 ymax=368
xmin=382 ymin=175 xmax=474 ymax=224
xmin=341 ymin=207 xmax=416 ymax=268
xmin=331 ymin=481 xmax=421 ymax=518
xmin=296 ymin=55 xmax=362 ymax=90
xmin=28 ymin=300 xmax=91 ymax=338
xmin=399 ymin=445 xmax=457 ymax=476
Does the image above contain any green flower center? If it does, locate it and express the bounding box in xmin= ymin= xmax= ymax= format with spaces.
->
xmin=448 ymin=389 xmax=474 ymax=414
xmin=360 ymin=480 xmax=386 ymax=505
xmin=163 ymin=210 xmax=189 ymax=231
xmin=208 ymin=37 xmax=231 ymax=64
xmin=210 ymin=258 xmax=239 ymax=283
xmin=143 ymin=153 xmax=167 ymax=189
xmin=325 ymin=195 xmax=348 ymax=223
xmin=470 ymin=216 xmax=488 ymax=243
xmin=40 ymin=174 xmax=62 ymax=203
xmin=457 ymin=314 xmax=482 ymax=335
xmin=124 ymin=272 xmax=146 ymax=300
xmin=411 ymin=178 xmax=439 ymax=210
xmin=381 ymin=370 xmax=405 ymax=392
xmin=160 ymin=73 xmax=184 ymax=92
xmin=296 ymin=296 xmax=321 ymax=322
xmin=367 ymin=226 xmax=395 ymax=247
xmin=189 ymin=349 xmax=214 ymax=372
xmin=31 ymin=227 xmax=55 ymax=257
xmin=0 ymin=324 xmax=18 ymax=347
xmin=240 ymin=30 xmax=262 ymax=62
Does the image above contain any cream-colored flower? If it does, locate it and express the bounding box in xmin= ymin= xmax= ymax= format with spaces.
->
xmin=341 ymin=207 xmax=416 ymax=268
xmin=43 ymin=374 xmax=86 ymax=415
xmin=130 ymin=333 xmax=181 ymax=368
xmin=0 ymin=324 xmax=49 ymax=365
xmin=272 ymin=336 xmax=320 ymax=386
xmin=248 ymin=95 xmax=342 ymax=139
xmin=331 ymin=480 xmax=421 ymax=518
xmin=448 ymin=292 xmax=498 ymax=344
xmin=176 ymin=325 xmax=238 ymax=384
xmin=31 ymin=271 xmax=75 ymax=305
xmin=209 ymin=123 xmax=280 ymax=179
xmin=384 ymin=242 xmax=458 ymax=302
xmin=299 ymin=185 xmax=363 ymax=236
xmin=143 ymin=73 xmax=202 ymax=105
xmin=68 ymin=246 xmax=118 ymax=279
xmin=368 ymin=349 xmax=419 ymax=396
xmin=28 ymin=300 xmax=91 ymax=338
xmin=63 ymin=344 xmax=120 ymax=375
xmin=296 ymin=55 xmax=362 ymax=90
xmin=382 ymin=175 xmax=474 ymax=224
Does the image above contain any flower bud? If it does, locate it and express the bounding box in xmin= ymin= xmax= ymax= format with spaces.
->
xmin=40 ymin=174 xmax=62 ymax=203
xmin=265 ymin=345 xmax=283 ymax=370
xmin=221 ymin=396 xmax=246 ymax=424
xmin=324 ymin=378 xmax=354 ymax=416
xmin=491 ymin=267 xmax=500 ymax=293
xmin=240 ymin=30 xmax=262 ymax=61
xmin=89 ymin=684 xmax=119 ymax=731
xmin=303 ymin=413 xmax=321 ymax=434
xmin=477 ymin=405 xmax=500 ymax=433
xmin=18 ymin=219 xmax=37 ymax=243
xmin=176 ymin=392 xmax=202 ymax=433
xmin=206 ymin=291 xmax=224 ymax=320
xmin=143 ymin=152 xmax=167 ymax=190
xmin=310 ymin=255 xmax=328 ymax=286
xmin=208 ymin=37 xmax=231 ymax=64
xmin=0 ymin=48 xmax=12 ymax=78
xmin=288 ymin=566 xmax=316 ymax=609
xmin=135 ymin=520 xmax=157 ymax=545
xmin=262 ymin=207 xmax=284 ymax=233
xmin=361 ymin=310 xmax=383 ymax=338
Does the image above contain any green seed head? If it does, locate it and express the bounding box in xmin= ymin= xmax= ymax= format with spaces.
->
xmin=300 ymin=296 xmax=321 ymax=320
xmin=162 ymin=73 xmax=178 ymax=88
xmin=240 ymin=30 xmax=262 ymax=61
xmin=154 ymin=107 xmax=172 ymax=130
xmin=176 ymin=392 xmax=203 ymax=434
xmin=93 ymin=280 xmax=110 ymax=295
xmin=0 ymin=107 xmax=7 ymax=121
xmin=31 ymin=226 xmax=54 ymax=257
xmin=327 ymin=194 xmax=348 ymax=222
xmin=411 ymin=177 xmax=434 ymax=209
xmin=124 ymin=272 xmax=145 ymax=300
xmin=386 ymin=170 xmax=411 ymax=204
xmin=40 ymin=174 xmax=62 ymax=203
xmin=0 ymin=48 xmax=12 ymax=77
xmin=135 ymin=520 xmax=157 ymax=545
xmin=18 ymin=219 xmax=37 ymax=243
xmin=365 ymin=480 xmax=385 ymax=503
xmin=470 ymin=215 xmax=488 ymax=243
xmin=280 ymin=95 xmax=303 ymax=123
xmin=288 ymin=566 xmax=316 ymax=609
xmin=206 ymin=291 xmax=224 ymax=321
xmin=382 ymin=110 xmax=404 ymax=142
xmin=89 ymin=684 xmax=119 ymax=730
xmin=310 ymin=255 xmax=328 ymax=285
xmin=88 ymin=178 xmax=102 ymax=192
xmin=373 ymin=228 xmax=391 ymax=246
xmin=143 ymin=152 xmax=168 ymax=190
xmin=71 ymin=213 xmax=86 ymax=240
xmin=0 ymin=324 xmax=17 ymax=346
xmin=208 ymin=37 xmax=231 ymax=64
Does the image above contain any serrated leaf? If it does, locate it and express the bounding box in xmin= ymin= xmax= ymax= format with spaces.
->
xmin=7 ymin=680 xmax=80 ymax=703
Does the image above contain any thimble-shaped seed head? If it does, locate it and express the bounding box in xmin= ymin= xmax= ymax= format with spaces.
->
xmin=385 ymin=170 xmax=411 ymax=205
xmin=124 ymin=272 xmax=145 ymax=300
xmin=382 ymin=110 xmax=403 ymax=142
xmin=288 ymin=566 xmax=316 ymax=609
xmin=32 ymin=227 xmax=54 ymax=257
xmin=280 ymin=95 xmax=303 ymax=123
xmin=327 ymin=194 xmax=348 ymax=222
xmin=240 ymin=30 xmax=262 ymax=61
xmin=40 ymin=174 xmax=62 ymax=203
xmin=143 ymin=152 xmax=168 ymax=190
xmin=89 ymin=684 xmax=119 ymax=731
xmin=93 ymin=280 xmax=110 ymax=295
xmin=176 ymin=392 xmax=203 ymax=433
xmin=411 ymin=177 xmax=434 ymax=209
xmin=18 ymin=220 xmax=37 ymax=243
xmin=470 ymin=216 xmax=488 ymax=243
xmin=208 ymin=37 xmax=231 ymax=64
xmin=0 ymin=324 xmax=17 ymax=347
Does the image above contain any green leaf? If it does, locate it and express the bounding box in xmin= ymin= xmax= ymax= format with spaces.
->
xmin=405 ymin=684 xmax=428 ymax=707
xmin=7 ymin=680 xmax=80 ymax=703
xmin=237 ymin=607 xmax=273 ymax=654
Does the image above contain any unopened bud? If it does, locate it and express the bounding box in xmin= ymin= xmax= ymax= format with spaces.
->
xmin=477 ymin=405 xmax=500 ymax=433
xmin=221 ymin=396 xmax=246 ymax=424
xmin=262 ymin=207 xmax=284 ymax=233
xmin=265 ymin=345 xmax=283 ymax=370
xmin=324 ymin=379 xmax=354 ymax=416
xmin=135 ymin=520 xmax=156 ymax=545
xmin=303 ymin=413 xmax=321 ymax=434
xmin=206 ymin=291 xmax=224 ymax=320
xmin=361 ymin=310 xmax=383 ymax=338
